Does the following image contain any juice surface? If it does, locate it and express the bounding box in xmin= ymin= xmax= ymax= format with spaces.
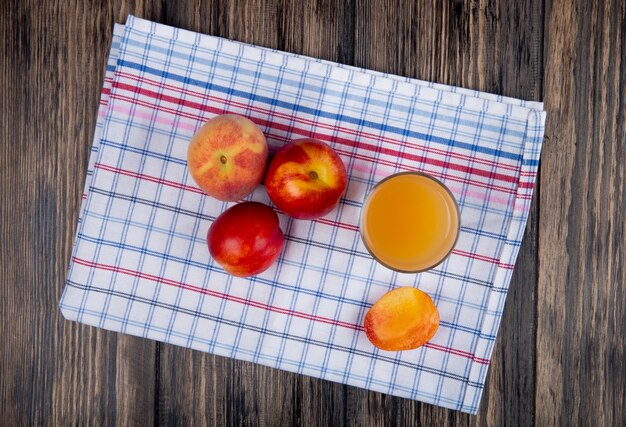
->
xmin=360 ymin=173 xmax=459 ymax=272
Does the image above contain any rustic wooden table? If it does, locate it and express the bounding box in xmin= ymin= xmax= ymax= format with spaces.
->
xmin=1 ymin=0 xmax=624 ymax=425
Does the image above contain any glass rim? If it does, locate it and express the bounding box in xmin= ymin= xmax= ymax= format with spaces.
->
xmin=359 ymin=171 xmax=461 ymax=274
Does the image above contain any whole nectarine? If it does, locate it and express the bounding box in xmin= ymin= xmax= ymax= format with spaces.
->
xmin=208 ymin=202 xmax=284 ymax=277
xmin=264 ymin=138 xmax=347 ymax=219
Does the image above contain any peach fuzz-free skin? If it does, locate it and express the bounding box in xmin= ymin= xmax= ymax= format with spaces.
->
xmin=264 ymin=138 xmax=347 ymax=220
xmin=208 ymin=202 xmax=284 ymax=277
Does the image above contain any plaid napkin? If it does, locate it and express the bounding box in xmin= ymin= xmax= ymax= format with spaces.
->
xmin=60 ymin=16 xmax=545 ymax=414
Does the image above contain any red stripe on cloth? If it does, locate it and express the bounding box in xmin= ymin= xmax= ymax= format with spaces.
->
xmin=73 ymin=256 xmax=361 ymax=330
xmin=109 ymin=90 xmax=521 ymax=196
xmin=71 ymin=256 xmax=491 ymax=365
xmin=94 ymin=163 xmax=363 ymax=235
xmin=95 ymin=163 xmax=206 ymax=195
xmin=116 ymin=70 xmax=522 ymax=174
xmin=452 ymin=249 xmax=515 ymax=269
xmin=94 ymin=164 xmax=512 ymax=267
xmin=423 ymin=342 xmax=491 ymax=365
xmin=111 ymin=78 xmax=521 ymax=186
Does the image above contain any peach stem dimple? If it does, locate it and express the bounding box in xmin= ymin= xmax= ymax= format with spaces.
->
xmin=220 ymin=155 xmax=228 ymax=164
xmin=309 ymin=171 xmax=318 ymax=180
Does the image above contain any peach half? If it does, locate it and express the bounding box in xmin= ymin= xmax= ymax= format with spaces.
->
xmin=364 ymin=287 xmax=440 ymax=351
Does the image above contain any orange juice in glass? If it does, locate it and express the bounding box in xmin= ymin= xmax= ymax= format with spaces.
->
xmin=360 ymin=172 xmax=460 ymax=273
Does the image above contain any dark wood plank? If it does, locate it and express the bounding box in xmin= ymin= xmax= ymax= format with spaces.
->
xmin=10 ymin=0 xmax=625 ymax=424
xmin=0 ymin=0 xmax=159 ymax=424
xmin=476 ymin=204 xmax=539 ymax=427
xmin=537 ymin=0 xmax=626 ymax=424
xmin=472 ymin=3 xmax=545 ymax=423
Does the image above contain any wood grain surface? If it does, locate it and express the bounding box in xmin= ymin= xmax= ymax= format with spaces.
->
xmin=537 ymin=0 xmax=626 ymax=425
xmin=0 ymin=0 xmax=623 ymax=425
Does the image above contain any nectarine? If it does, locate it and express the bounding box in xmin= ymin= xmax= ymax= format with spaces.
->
xmin=264 ymin=138 xmax=347 ymax=219
xmin=208 ymin=202 xmax=284 ymax=277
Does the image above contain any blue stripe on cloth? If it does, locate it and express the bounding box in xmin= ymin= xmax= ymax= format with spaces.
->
xmin=62 ymin=281 xmax=486 ymax=389
xmin=119 ymin=36 xmax=528 ymax=138
xmin=116 ymin=59 xmax=524 ymax=162
xmin=86 ymin=185 xmax=506 ymax=292
xmin=60 ymin=300 xmax=476 ymax=410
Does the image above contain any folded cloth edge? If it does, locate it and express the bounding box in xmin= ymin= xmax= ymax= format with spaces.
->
xmin=59 ymin=16 xmax=546 ymax=415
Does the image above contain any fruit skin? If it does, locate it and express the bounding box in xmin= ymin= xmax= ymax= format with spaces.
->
xmin=264 ymin=138 xmax=347 ymax=220
xmin=364 ymin=287 xmax=440 ymax=351
xmin=187 ymin=114 xmax=268 ymax=202
xmin=207 ymin=202 xmax=284 ymax=277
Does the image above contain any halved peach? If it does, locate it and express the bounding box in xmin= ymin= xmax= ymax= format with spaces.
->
xmin=364 ymin=287 xmax=439 ymax=351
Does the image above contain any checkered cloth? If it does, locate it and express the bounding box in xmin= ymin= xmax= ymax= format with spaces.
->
xmin=60 ymin=16 xmax=545 ymax=414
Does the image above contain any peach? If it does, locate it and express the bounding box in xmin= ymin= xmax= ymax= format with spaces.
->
xmin=364 ymin=287 xmax=439 ymax=351
xmin=187 ymin=114 xmax=268 ymax=201
xmin=264 ymin=138 xmax=347 ymax=219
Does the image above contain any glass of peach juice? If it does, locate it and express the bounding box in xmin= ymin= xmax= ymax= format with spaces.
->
xmin=360 ymin=172 xmax=460 ymax=273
